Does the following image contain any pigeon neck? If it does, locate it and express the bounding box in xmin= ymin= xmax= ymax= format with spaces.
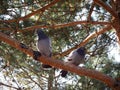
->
xmin=38 ymin=32 xmax=48 ymax=40
xmin=38 ymin=36 xmax=48 ymax=40
xmin=77 ymin=49 xmax=85 ymax=56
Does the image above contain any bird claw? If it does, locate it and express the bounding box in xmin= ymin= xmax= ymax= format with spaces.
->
xmin=60 ymin=70 xmax=68 ymax=77
xmin=42 ymin=64 xmax=52 ymax=68
xmin=20 ymin=43 xmax=28 ymax=49
xmin=33 ymin=51 xmax=41 ymax=60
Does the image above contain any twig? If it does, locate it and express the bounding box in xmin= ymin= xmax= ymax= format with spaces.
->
xmin=87 ymin=2 xmax=95 ymax=21
xmin=0 ymin=82 xmax=18 ymax=90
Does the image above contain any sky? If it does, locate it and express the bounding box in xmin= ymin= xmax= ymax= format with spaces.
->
xmin=109 ymin=43 xmax=120 ymax=63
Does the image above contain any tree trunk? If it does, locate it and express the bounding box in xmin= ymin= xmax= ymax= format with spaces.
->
xmin=112 ymin=0 xmax=120 ymax=44
xmin=48 ymin=69 xmax=55 ymax=90
xmin=111 ymin=0 xmax=120 ymax=89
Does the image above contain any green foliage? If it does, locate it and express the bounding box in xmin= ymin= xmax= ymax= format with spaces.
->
xmin=0 ymin=0 xmax=119 ymax=90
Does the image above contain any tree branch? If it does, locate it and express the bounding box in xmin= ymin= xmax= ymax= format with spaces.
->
xmin=0 ymin=21 xmax=110 ymax=33
xmin=55 ymin=25 xmax=113 ymax=57
xmin=94 ymin=0 xmax=118 ymax=18
xmin=0 ymin=82 xmax=19 ymax=90
xmin=0 ymin=30 xmax=119 ymax=89
xmin=0 ymin=0 xmax=60 ymax=23
xmin=18 ymin=21 xmax=111 ymax=33
xmin=87 ymin=2 xmax=95 ymax=21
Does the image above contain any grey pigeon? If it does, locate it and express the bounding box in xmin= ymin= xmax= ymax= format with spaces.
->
xmin=60 ymin=47 xmax=86 ymax=77
xmin=37 ymin=29 xmax=52 ymax=68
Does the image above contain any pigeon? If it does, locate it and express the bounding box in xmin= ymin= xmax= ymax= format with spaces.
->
xmin=60 ymin=47 xmax=86 ymax=77
xmin=37 ymin=29 xmax=52 ymax=68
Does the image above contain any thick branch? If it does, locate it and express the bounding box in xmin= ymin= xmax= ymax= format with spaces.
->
xmin=111 ymin=0 xmax=120 ymax=44
xmin=55 ymin=25 xmax=113 ymax=57
xmin=0 ymin=0 xmax=60 ymax=23
xmin=94 ymin=0 xmax=117 ymax=18
xmin=0 ymin=30 xmax=118 ymax=89
xmin=18 ymin=21 xmax=111 ymax=32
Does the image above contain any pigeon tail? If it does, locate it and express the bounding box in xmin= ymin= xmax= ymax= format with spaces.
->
xmin=42 ymin=64 xmax=52 ymax=68
xmin=60 ymin=70 xmax=68 ymax=77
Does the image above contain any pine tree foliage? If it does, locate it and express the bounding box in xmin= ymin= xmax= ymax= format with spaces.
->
xmin=0 ymin=0 xmax=120 ymax=90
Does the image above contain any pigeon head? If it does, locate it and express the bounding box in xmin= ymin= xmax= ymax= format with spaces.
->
xmin=37 ymin=29 xmax=48 ymax=40
xmin=76 ymin=47 xmax=86 ymax=56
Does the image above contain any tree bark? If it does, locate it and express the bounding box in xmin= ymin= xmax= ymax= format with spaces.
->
xmin=0 ymin=31 xmax=119 ymax=90
xmin=111 ymin=0 xmax=120 ymax=44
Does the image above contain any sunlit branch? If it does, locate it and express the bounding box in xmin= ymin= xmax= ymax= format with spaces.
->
xmin=0 ymin=29 xmax=118 ymax=89
xmin=55 ymin=25 xmax=112 ymax=57
xmin=0 ymin=0 xmax=60 ymax=23
xmin=18 ymin=21 xmax=111 ymax=32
